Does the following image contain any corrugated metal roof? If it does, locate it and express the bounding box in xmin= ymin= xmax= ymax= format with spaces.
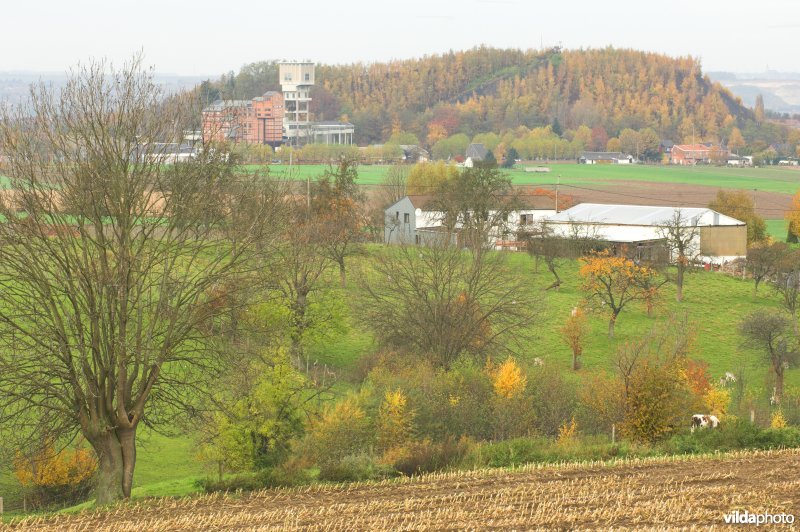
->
xmin=548 ymin=203 xmax=744 ymax=226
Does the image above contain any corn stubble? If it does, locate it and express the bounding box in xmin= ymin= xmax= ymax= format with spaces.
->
xmin=6 ymin=449 xmax=799 ymax=531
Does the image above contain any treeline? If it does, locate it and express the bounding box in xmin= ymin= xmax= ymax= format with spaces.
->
xmin=194 ymin=47 xmax=795 ymax=151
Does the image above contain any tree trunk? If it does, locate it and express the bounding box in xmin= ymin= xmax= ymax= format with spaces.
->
xmin=775 ymin=366 xmax=785 ymax=403
xmin=119 ymin=427 xmax=136 ymax=499
xmin=572 ymin=350 xmax=581 ymax=370
xmin=338 ymin=259 xmax=346 ymax=288
xmin=608 ymin=316 xmax=616 ymax=339
xmin=676 ymin=265 xmax=684 ymax=302
xmin=90 ymin=433 xmax=125 ymax=505
xmin=87 ymin=424 xmax=138 ymax=505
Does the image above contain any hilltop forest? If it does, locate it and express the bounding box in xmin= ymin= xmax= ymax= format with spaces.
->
xmin=196 ymin=47 xmax=792 ymax=150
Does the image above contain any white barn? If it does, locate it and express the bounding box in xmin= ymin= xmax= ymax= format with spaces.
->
xmin=545 ymin=203 xmax=747 ymax=263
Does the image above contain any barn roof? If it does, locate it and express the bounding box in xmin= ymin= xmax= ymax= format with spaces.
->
xmin=547 ymin=203 xmax=744 ymax=227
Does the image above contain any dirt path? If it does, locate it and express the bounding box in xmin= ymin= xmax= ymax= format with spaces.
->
xmin=8 ymin=449 xmax=799 ymax=531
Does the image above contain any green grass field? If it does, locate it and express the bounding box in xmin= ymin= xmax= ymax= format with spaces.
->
xmin=4 ymin=160 xmax=800 ymax=516
xmin=1 ymin=249 xmax=796 ymax=517
xmin=258 ymin=163 xmax=800 ymax=194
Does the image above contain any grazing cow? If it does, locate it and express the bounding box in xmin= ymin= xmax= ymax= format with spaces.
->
xmin=691 ymin=414 xmax=720 ymax=433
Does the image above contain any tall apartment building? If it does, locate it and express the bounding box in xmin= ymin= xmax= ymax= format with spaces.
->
xmin=201 ymin=91 xmax=284 ymax=146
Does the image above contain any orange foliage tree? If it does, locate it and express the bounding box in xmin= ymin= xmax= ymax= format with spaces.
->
xmin=579 ymin=251 xmax=657 ymax=338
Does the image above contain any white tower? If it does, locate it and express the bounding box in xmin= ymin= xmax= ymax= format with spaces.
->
xmin=279 ymin=61 xmax=315 ymax=145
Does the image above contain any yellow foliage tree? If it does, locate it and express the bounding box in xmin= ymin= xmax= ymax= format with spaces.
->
xmin=492 ymin=357 xmax=527 ymax=399
xmin=557 ymin=417 xmax=578 ymax=444
xmin=377 ymin=390 xmax=416 ymax=453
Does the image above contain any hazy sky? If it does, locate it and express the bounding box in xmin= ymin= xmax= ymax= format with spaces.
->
xmin=3 ymin=0 xmax=798 ymax=76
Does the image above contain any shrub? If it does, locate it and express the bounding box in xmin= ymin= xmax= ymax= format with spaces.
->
xmin=318 ymin=454 xmax=392 ymax=482
xmin=663 ymin=419 xmax=800 ymax=454
xmin=771 ymin=410 xmax=788 ymax=429
xmin=382 ymin=437 xmax=472 ymax=476
xmin=13 ymin=443 xmax=97 ymax=509
xmin=304 ymin=393 xmax=375 ymax=469
xmin=196 ymin=466 xmax=310 ymax=494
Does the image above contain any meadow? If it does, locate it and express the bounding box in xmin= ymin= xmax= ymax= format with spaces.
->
xmin=2 ymin=162 xmax=800 ymax=517
xmin=261 ymin=162 xmax=800 ymax=193
xmin=2 ymin=248 xmax=795 ymax=517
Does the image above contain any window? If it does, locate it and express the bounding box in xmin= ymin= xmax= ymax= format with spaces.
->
xmin=404 ymin=213 xmax=410 ymax=224
xmin=395 ymin=211 xmax=400 ymax=220
xmin=304 ymin=73 xmax=310 ymax=81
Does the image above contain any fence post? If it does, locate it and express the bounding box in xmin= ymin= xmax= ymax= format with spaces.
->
xmin=612 ymin=424 xmax=616 ymax=444
xmin=0 ymin=496 xmax=4 ymax=516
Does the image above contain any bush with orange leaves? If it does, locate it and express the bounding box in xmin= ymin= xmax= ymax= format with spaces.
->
xmin=14 ymin=442 xmax=97 ymax=509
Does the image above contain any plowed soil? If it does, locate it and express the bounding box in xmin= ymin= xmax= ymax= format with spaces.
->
xmin=7 ymin=449 xmax=799 ymax=531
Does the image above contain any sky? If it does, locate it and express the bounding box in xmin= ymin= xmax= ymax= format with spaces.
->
xmin=2 ymin=0 xmax=799 ymax=76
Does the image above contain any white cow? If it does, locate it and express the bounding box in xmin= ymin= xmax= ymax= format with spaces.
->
xmin=691 ymin=414 xmax=720 ymax=433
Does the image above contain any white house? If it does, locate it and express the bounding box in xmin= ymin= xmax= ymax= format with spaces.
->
xmin=545 ymin=203 xmax=747 ymax=263
xmin=384 ymin=194 xmax=557 ymax=247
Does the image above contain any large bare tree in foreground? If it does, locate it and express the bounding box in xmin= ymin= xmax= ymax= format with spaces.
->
xmin=0 ymin=59 xmax=271 ymax=504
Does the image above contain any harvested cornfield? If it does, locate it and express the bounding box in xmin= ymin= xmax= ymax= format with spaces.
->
xmin=6 ymin=449 xmax=800 ymax=531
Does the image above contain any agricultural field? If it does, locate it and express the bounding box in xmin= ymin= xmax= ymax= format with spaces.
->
xmin=260 ymin=162 xmax=800 ymax=220
xmin=6 ymin=448 xmax=798 ymax=530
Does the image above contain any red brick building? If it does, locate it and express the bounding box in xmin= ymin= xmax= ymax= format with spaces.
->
xmin=670 ymin=143 xmax=728 ymax=165
xmin=202 ymin=91 xmax=284 ymax=146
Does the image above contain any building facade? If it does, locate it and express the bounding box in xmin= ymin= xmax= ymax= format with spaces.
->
xmin=670 ymin=144 xmax=728 ymax=165
xmin=201 ymin=91 xmax=284 ymax=146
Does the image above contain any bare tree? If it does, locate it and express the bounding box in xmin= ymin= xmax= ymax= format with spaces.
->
xmin=748 ymin=241 xmax=788 ymax=296
xmin=0 ymin=58 xmax=273 ymax=504
xmin=774 ymin=249 xmax=800 ymax=332
xmin=657 ymin=209 xmax=699 ymax=302
xmin=360 ymin=242 xmax=538 ymax=369
xmin=739 ymin=310 xmax=800 ymax=403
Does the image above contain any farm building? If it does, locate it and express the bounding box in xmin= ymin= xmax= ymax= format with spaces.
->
xmin=578 ymin=152 xmax=634 ymax=164
xmin=545 ymin=203 xmax=747 ymax=263
xmin=384 ymin=194 xmax=557 ymax=247
xmin=670 ymin=144 xmax=728 ymax=165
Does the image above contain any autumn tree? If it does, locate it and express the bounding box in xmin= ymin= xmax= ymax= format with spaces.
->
xmin=580 ymin=317 xmax=699 ymax=442
xmin=406 ymin=161 xmax=458 ymax=195
xmin=561 ymin=307 xmax=589 ymax=370
xmin=785 ymin=189 xmax=800 ymax=239
xmin=739 ymin=310 xmax=800 ymax=403
xmin=708 ymin=189 xmax=766 ymax=245
xmin=754 ymin=94 xmax=766 ymax=123
xmin=728 ymin=127 xmax=746 ymax=153
xmin=0 ymin=58 xmax=274 ymax=504
xmin=579 ymin=251 xmax=656 ymax=338
xmin=657 ymin=209 xmax=699 ymax=302
xmin=312 ymin=158 xmax=364 ymax=287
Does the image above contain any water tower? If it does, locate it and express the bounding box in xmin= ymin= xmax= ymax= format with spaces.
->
xmin=279 ymin=61 xmax=315 ymax=145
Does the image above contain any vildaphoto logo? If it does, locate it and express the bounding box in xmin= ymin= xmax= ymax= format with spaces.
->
xmin=723 ymin=510 xmax=795 ymax=526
